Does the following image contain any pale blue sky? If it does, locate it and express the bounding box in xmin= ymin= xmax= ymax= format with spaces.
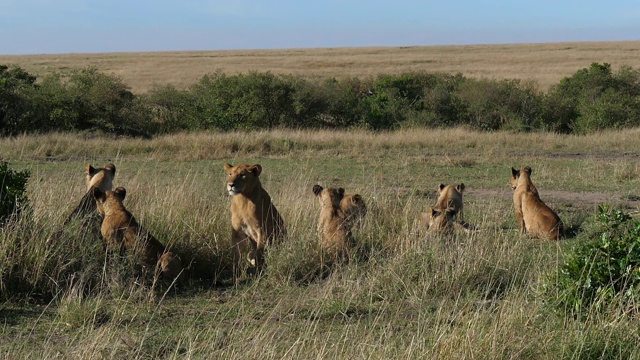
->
xmin=1 ymin=0 xmax=639 ymax=55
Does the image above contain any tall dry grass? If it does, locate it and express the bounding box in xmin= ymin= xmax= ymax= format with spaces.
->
xmin=2 ymin=128 xmax=640 ymax=358
xmin=3 ymin=127 xmax=640 ymax=162
xmin=2 ymin=41 xmax=640 ymax=93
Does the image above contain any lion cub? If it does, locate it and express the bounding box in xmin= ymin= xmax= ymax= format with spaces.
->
xmin=424 ymin=207 xmax=457 ymax=236
xmin=92 ymin=187 xmax=182 ymax=280
xmin=224 ymin=163 xmax=286 ymax=278
xmin=510 ymin=166 xmax=563 ymax=240
xmin=312 ymin=185 xmax=366 ymax=260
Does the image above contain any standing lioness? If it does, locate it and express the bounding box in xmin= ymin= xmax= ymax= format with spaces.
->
xmin=224 ymin=163 xmax=286 ymax=278
xmin=510 ymin=166 xmax=563 ymax=240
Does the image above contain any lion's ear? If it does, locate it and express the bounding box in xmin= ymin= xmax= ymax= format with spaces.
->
xmin=105 ymin=163 xmax=116 ymax=176
xmin=524 ymin=166 xmax=532 ymax=176
xmin=457 ymin=183 xmax=465 ymax=193
xmin=511 ymin=167 xmax=519 ymax=178
xmin=351 ymin=194 xmax=362 ymax=205
xmin=438 ymin=183 xmax=446 ymax=192
xmin=224 ymin=163 xmax=233 ymax=172
xmin=250 ymin=164 xmax=262 ymax=177
xmin=114 ymin=187 xmax=127 ymax=201
xmin=430 ymin=207 xmax=440 ymax=217
xmin=85 ymin=163 xmax=95 ymax=176
xmin=92 ymin=187 xmax=105 ymax=202
xmin=338 ymin=188 xmax=345 ymax=196
xmin=312 ymin=184 xmax=323 ymax=196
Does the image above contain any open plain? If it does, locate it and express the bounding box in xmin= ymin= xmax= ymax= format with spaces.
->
xmin=1 ymin=127 xmax=640 ymax=358
xmin=2 ymin=41 xmax=640 ymax=93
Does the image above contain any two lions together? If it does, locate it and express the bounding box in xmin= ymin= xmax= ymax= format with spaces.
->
xmin=67 ymin=163 xmax=182 ymax=280
xmin=422 ymin=166 xmax=563 ymax=240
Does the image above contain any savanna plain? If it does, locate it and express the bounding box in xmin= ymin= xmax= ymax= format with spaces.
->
xmin=2 ymin=42 xmax=640 ymax=359
xmin=3 ymin=129 xmax=640 ymax=359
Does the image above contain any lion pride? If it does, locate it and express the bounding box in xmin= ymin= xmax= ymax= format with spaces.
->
xmin=510 ymin=166 xmax=563 ymax=240
xmin=92 ymin=187 xmax=182 ymax=280
xmin=224 ymin=163 xmax=286 ymax=279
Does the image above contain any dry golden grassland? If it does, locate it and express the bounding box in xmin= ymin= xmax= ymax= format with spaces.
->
xmin=2 ymin=129 xmax=640 ymax=358
xmin=2 ymin=41 xmax=640 ymax=93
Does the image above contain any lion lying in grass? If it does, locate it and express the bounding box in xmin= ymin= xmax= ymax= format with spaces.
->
xmin=224 ymin=163 xmax=286 ymax=279
xmin=510 ymin=166 xmax=563 ymax=240
xmin=92 ymin=187 xmax=182 ymax=280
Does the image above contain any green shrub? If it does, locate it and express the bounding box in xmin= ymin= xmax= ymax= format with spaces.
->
xmin=547 ymin=205 xmax=640 ymax=315
xmin=456 ymin=78 xmax=543 ymax=131
xmin=543 ymin=63 xmax=640 ymax=133
xmin=0 ymin=161 xmax=30 ymax=224
xmin=0 ymin=65 xmax=37 ymax=135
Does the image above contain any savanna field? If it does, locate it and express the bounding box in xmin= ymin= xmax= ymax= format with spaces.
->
xmin=2 ymin=43 xmax=640 ymax=359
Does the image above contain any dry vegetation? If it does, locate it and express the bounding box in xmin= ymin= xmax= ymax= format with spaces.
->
xmin=2 ymin=129 xmax=640 ymax=358
xmin=2 ymin=41 xmax=640 ymax=93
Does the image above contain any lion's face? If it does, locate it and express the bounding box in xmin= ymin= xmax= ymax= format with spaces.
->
xmin=510 ymin=166 xmax=532 ymax=190
xmin=427 ymin=207 xmax=456 ymax=233
xmin=224 ymin=163 xmax=262 ymax=196
xmin=312 ymin=185 xmax=344 ymax=209
xmin=92 ymin=187 xmax=126 ymax=216
xmin=85 ymin=163 xmax=116 ymax=192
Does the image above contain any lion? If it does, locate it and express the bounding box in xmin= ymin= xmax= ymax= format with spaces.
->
xmin=435 ymin=183 xmax=465 ymax=223
xmin=423 ymin=206 xmax=457 ymax=236
xmin=340 ymin=193 xmax=367 ymax=230
xmin=92 ymin=186 xmax=182 ymax=280
xmin=510 ymin=166 xmax=563 ymax=240
xmin=224 ymin=163 xmax=286 ymax=278
xmin=419 ymin=182 xmax=474 ymax=235
xmin=312 ymin=185 xmax=366 ymax=261
xmin=63 ymin=163 xmax=116 ymax=226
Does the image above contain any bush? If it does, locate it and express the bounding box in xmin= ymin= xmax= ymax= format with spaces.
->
xmin=0 ymin=161 xmax=30 ymax=225
xmin=543 ymin=63 xmax=640 ymax=133
xmin=456 ymin=78 xmax=543 ymax=131
xmin=0 ymin=65 xmax=37 ymax=135
xmin=547 ymin=205 xmax=640 ymax=316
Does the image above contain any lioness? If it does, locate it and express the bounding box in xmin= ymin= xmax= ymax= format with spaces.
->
xmin=510 ymin=166 xmax=563 ymax=240
xmin=92 ymin=187 xmax=182 ymax=280
xmin=435 ymin=183 xmax=465 ymax=223
xmin=63 ymin=163 xmax=116 ymax=226
xmin=224 ymin=163 xmax=286 ymax=278
xmin=312 ymin=185 xmax=366 ymax=260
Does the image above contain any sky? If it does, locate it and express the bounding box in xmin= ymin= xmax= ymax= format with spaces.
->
xmin=1 ymin=0 xmax=639 ymax=55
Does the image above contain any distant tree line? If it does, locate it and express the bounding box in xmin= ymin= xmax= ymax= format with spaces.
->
xmin=1 ymin=62 xmax=639 ymax=137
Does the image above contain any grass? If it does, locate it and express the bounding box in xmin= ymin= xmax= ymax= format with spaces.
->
xmin=1 ymin=128 xmax=640 ymax=358
xmin=2 ymin=41 xmax=640 ymax=93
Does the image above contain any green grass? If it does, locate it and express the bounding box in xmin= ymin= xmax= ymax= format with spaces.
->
xmin=1 ymin=128 xmax=640 ymax=358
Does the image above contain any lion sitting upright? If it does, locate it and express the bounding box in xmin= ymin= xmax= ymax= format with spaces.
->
xmin=64 ymin=163 xmax=116 ymax=225
xmin=92 ymin=187 xmax=182 ymax=280
xmin=510 ymin=166 xmax=563 ymax=240
xmin=419 ymin=182 xmax=467 ymax=234
xmin=312 ymin=184 xmax=366 ymax=261
xmin=435 ymin=183 xmax=465 ymax=223
xmin=224 ymin=163 xmax=286 ymax=279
